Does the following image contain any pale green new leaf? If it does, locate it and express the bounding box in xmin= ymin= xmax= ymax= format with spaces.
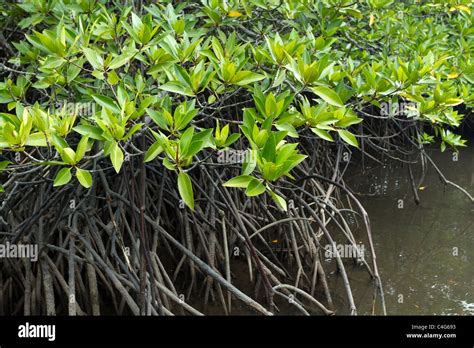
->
xmin=144 ymin=141 xmax=163 ymax=163
xmin=159 ymin=82 xmax=195 ymax=97
xmin=92 ymin=95 xmax=120 ymax=114
xmin=53 ymin=167 xmax=72 ymax=187
xmin=75 ymin=136 xmax=89 ymax=163
xmin=25 ymin=132 xmax=47 ymax=146
xmin=311 ymin=127 xmax=334 ymax=142
xmin=110 ymin=142 xmax=124 ymax=173
xmin=76 ymin=168 xmax=93 ymax=188
xmin=178 ymin=171 xmax=194 ymax=210
xmin=245 ymin=178 xmax=266 ymax=196
xmin=60 ymin=147 xmax=76 ymax=165
xmin=310 ymin=86 xmax=344 ymax=107
xmin=268 ymin=188 xmax=287 ymax=211
xmin=338 ymin=129 xmax=359 ymax=147
xmin=223 ymin=175 xmax=254 ymax=188
xmin=232 ymin=71 xmax=266 ymax=86
xmin=83 ymin=47 xmax=103 ymax=70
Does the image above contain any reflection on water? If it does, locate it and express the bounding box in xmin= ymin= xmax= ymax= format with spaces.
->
xmin=332 ymin=145 xmax=474 ymax=315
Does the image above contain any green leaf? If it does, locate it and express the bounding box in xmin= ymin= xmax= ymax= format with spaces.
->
xmin=185 ymin=140 xmax=205 ymax=158
xmin=159 ymin=82 xmax=195 ymax=97
xmin=92 ymin=95 xmax=120 ymax=114
xmin=52 ymin=133 xmax=68 ymax=150
xmin=107 ymin=70 xmax=120 ymax=85
xmin=178 ymin=171 xmax=194 ymax=210
xmin=179 ymin=126 xmax=194 ymax=157
xmin=311 ymin=127 xmax=334 ymax=142
xmin=41 ymin=56 xmax=65 ymax=69
xmin=67 ymin=59 xmax=83 ymax=81
xmin=265 ymin=93 xmax=277 ymax=117
xmin=262 ymin=134 xmax=276 ymax=161
xmin=25 ymin=132 xmax=47 ymax=146
xmin=444 ymin=98 xmax=463 ymax=106
xmin=337 ymin=129 xmax=359 ymax=147
xmin=242 ymin=149 xmax=257 ymax=175
xmin=92 ymin=70 xmax=105 ymax=80
xmin=189 ymin=128 xmax=212 ymax=148
xmin=275 ymin=123 xmax=298 ymax=138
xmin=336 ymin=116 xmax=363 ymax=128
xmin=73 ymin=125 xmax=104 ymax=140
xmin=268 ymin=188 xmax=287 ymax=211
xmin=223 ymin=175 xmax=254 ymax=188
xmin=83 ymin=47 xmax=103 ymax=70
xmin=232 ymin=71 xmax=266 ymax=86
xmin=53 ymin=167 xmax=72 ymax=187
xmin=147 ymin=109 xmax=169 ymax=130
xmin=110 ymin=142 xmax=124 ymax=173
xmin=0 ymin=91 xmax=14 ymax=104
xmin=108 ymin=50 xmax=135 ymax=70
xmin=163 ymin=157 xmax=176 ymax=170
xmin=245 ymin=178 xmax=266 ymax=197
xmin=222 ymin=133 xmax=240 ymax=147
xmin=175 ymin=107 xmax=198 ymax=131
xmin=60 ymin=148 xmax=77 ymax=165
xmin=272 ymin=69 xmax=286 ymax=88
xmin=310 ymin=86 xmax=344 ymax=107
xmin=122 ymin=123 xmax=143 ymax=142
xmin=0 ymin=161 xmax=12 ymax=171
xmin=75 ymin=136 xmax=89 ymax=163
xmin=144 ymin=141 xmax=163 ymax=162
xmin=76 ymin=168 xmax=93 ymax=188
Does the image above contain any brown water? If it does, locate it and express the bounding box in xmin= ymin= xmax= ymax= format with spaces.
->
xmin=329 ymin=145 xmax=474 ymax=315
xmin=190 ymin=143 xmax=473 ymax=316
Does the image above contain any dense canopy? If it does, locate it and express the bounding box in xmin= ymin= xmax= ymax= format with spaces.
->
xmin=0 ymin=0 xmax=472 ymax=315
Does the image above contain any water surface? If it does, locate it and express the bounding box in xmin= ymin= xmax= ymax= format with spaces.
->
xmin=331 ymin=145 xmax=474 ymax=315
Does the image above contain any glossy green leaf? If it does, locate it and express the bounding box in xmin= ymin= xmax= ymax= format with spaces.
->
xmin=310 ymin=86 xmax=344 ymax=107
xmin=159 ymin=82 xmax=195 ymax=97
xmin=92 ymin=95 xmax=120 ymax=114
xmin=223 ymin=175 xmax=254 ymax=188
xmin=53 ymin=167 xmax=72 ymax=187
xmin=337 ymin=129 xmax=359 ymax=147
xmin=76 ymin=168 xmax=93 ymax=188
xmin=110 ymin=142 xmax=124 ymax=173
xmin=311 ymin=127 xmax=334 ymax=142
xmin=268 ymin=188 xmax=287 ymax=211
xmin=83 ymin=47 xmax=103 ymax=70
xmin=178 ymin=171 xmax=194 ymax=210
xmin=245 ymin=178 xmax=266 ymax=196
xmin=144 ymin=141 xmax=163 ymax=162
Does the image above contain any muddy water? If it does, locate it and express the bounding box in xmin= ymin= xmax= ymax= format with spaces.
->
xmin=330 ymin=144 xmax=474 ymax=315
xmin=193 ymin=144 xmax=473 ymax=315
